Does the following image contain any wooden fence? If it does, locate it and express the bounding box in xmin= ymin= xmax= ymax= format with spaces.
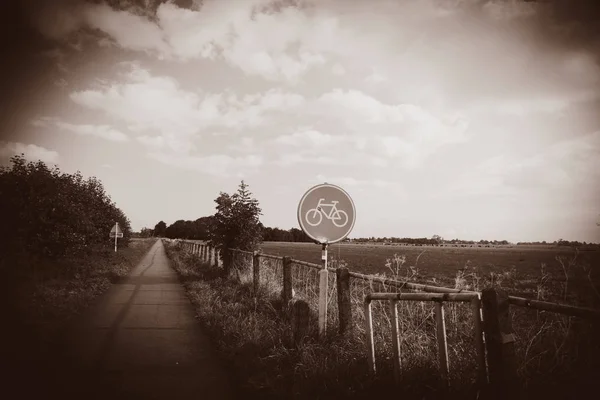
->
xmin=174 ymin=239 xmax=600 ymax=395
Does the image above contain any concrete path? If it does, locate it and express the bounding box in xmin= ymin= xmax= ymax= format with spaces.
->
xmin=54 ymin=240 xmax=236 ymax=400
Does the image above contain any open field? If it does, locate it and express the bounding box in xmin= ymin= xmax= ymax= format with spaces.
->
xmin=260 ymin=241 xmax=600 ymax=305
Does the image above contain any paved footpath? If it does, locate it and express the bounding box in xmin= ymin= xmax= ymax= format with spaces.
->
xmin=53 ymin=240 xmax=237 ymax=400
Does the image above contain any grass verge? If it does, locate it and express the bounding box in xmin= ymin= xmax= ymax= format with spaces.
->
xmin=1 ymin=238 xmax=157 ymax=378
xmin=165 ymin=241 xmax=494 ymax=400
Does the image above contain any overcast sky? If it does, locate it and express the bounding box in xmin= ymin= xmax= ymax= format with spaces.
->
xmin=1 ymin=0 xmax=599 ymax=243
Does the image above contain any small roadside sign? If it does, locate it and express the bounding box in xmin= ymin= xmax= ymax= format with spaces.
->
xmin=297 ymin=183 xmax=356 ymax=244
xmin=110 ymin=222 xmax=122 ymax=252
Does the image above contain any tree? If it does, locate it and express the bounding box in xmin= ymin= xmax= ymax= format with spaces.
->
xmin=154 ymin=221 xmax=167 ymax=237
xmin=207 ymin=181 xmax=262 ymax=275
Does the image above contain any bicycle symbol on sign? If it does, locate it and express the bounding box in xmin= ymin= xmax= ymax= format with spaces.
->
xmin=305 ymin=198 xmax=349 ymax=228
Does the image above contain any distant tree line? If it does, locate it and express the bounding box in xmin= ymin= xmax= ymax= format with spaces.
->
xmin=515 ymin=239 xmax=599 ymax=248
xmin=145 ymin=218 xmax=313 ymax=243
xmin=260 ymin=226 xmax=313 ymax=242
xmin=0 ymin=154 xmax=132 ymax=264
xmin=351 ymin=236 xmax=511 ymax=246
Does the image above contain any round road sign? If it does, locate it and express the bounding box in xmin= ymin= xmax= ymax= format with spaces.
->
xmin=297 ymin=183 xmax=356 ymax=244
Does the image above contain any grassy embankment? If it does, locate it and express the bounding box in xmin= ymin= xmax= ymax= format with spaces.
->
xmin=165 ymin=240 xmax=600 ymax=400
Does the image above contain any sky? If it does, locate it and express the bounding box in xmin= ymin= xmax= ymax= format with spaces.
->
xmin=1 ymin=0 xmax=600 ymax=243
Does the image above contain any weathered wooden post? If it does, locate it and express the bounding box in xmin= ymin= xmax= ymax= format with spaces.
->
xmin=214 ymin=249 xmax=219 ymax=268
xmin=282 ymin=256 xmax=293 ymax=304
xmin=481 ymin=288 xmax=519 ymax=399
xmin=290 ymin=298 xmax=310 ymax=347
xmin=253 ymin=251 xmax=261 ymax=296
xmin=201 ymin=245 xmax=206 ymax=262
xmin=223 ymin=249 xmax=231 ymax=275
xmin=336 ymin=267 xmax=352 ymax=335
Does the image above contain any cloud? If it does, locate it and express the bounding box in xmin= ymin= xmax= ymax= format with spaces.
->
xmin=147 ymin=151 xmax=263 ymax=177
xmin=365 ymin=70 xmax=387 ymax=84
xmin=83 ymin=3 xmax=170 ymax=56
xmin=306 ymin=89 xmax=470 ymax=168
xmin=136 ymin=133 xmax=196 ymax=154
xmin=313 ymin=174 xmax=399 ymax=189
xmin=439 ymin=130 xmax=600 ymax=200
xmin=31 ymin=116 xmax=129 ymax=142
xmin=331 ymin=63 xmax=345 ymax=76
xmin=275 ymin=129 xmax=342 ymax=147
xmin=0 ymin=141 xmax=59 ymax=164
xmin=70 ymin=64 xmax=305 ymax=144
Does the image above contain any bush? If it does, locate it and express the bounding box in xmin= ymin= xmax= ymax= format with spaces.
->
xmin=0 ymin=154 xmax=132 ymax=266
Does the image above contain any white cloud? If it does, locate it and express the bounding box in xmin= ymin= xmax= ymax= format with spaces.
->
xmin=0 ymin=141 xmax=59 ymax=165
xmin=275 ymin=129 xmax=341 ymax=147
xmin=331 ymin=63 xmax=345 ymax=76
xmin=307 ymin=89 xmax=470 ymax=167
xmin=147 ymin=151 xmax=263 ymax=177
xmin=136 ymin=134 xmax=196 ymax=154
xmin=70 ymin=64 xmax=305 ymax=142
xmin=31 ymin=116 xmax=129 ymax=142
xmin=366 ymin=70 xmax=387 ymax=84
xmin=313 ymin=174 xmax=398 ymax=189
xmin=438 ymin=131 xmax=600 ymax=200
xmin=471 ymin=90 xmax=600 ymax=117
xmin=83 ymin=3 xmax=171 ymax=56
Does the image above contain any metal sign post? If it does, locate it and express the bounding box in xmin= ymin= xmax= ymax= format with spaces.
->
xmin=110 ymin=222 xmax=123 ymax=252
xmin=319 ymin=243 xmax=329 ymax=336
xmin=298 ymin=183 xmax=356 ymax=337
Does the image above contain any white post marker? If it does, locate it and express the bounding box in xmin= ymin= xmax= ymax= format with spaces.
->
xmin=297 ymin=183 xmax=356 ymax=337
xmin=110 ymin=222 xmax=123 ymax=252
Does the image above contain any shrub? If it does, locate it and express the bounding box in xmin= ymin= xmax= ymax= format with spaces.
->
xmin=0 ymin=154 xmax=131 ymax=267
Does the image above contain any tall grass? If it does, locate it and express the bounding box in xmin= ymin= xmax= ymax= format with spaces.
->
xmin=167 ymin=241 xmax=600 ymax=399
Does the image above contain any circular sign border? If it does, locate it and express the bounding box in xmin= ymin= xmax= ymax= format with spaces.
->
xmin=297 ymin=183 xmax=356 ymax=244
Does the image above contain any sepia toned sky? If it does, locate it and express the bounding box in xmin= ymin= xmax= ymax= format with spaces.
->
xmin=1 ymin=0 xmax=599 ymax=243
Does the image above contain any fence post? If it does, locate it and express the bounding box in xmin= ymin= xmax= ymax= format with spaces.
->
xmin=289 ymin=298 xmax=310 ymax=347
xmin=208 ymin=245 xmax=212 ymax=266
xmin=481 ymin=288 xmax=519 ymax=399
xmin=253 ymin=251 xmax=261 ymax=296
xmin=336 ymin=267 xmax=352 ymax=335
xmin=201 ymin=245 xmax=205 ymax=262
xmin=214 ymin=249 xmax=219 ymax=268
xmin=282 ymin=256 xmax=293 ymax=304
xmin=223 ymin=249 xmax=231 ymax=275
